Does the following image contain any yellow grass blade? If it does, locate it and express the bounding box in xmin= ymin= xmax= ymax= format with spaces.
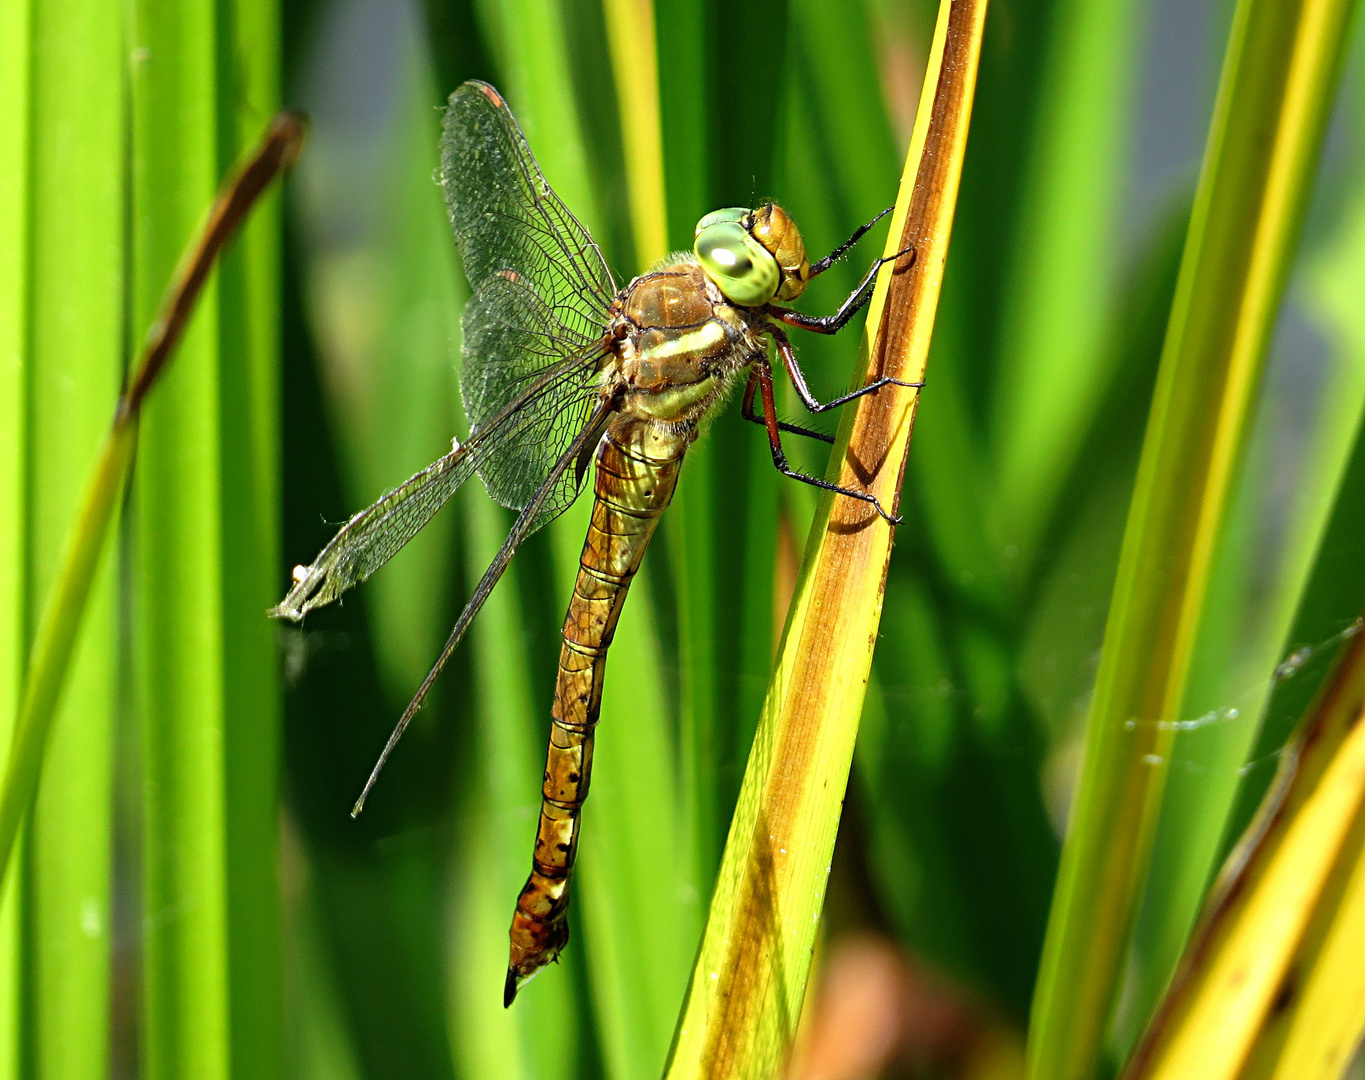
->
xmin=1243 ymin=817 xmax=1365 ymax=1080
xmin=1123 ymin=620 xmax=1365 ymax=1080
xmin=601 ymin=0 xmax=667 ymax=268
xmin=661 ymin=0 xmax=988 ymax=1075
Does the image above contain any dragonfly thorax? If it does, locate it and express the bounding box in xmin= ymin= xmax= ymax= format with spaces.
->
xmin=609 ymin=261 xmax=765 ymax=434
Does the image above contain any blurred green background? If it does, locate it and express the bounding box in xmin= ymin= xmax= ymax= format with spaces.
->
xmin=3 ymin=0 xmax=1364 ymax=1077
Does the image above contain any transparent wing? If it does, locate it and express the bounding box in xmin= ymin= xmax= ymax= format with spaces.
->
xmin=274 ymin=80 xmax=618 ymax=623
xmin=441 ymin=80 xmax=616 ymax=510
xmin=462 ymin=270 xmax=610 ymax=509
xmin=271 ymin=359 xmax=600 ymax=622
xmin=349 ymin=400 xmax=613 ymax=815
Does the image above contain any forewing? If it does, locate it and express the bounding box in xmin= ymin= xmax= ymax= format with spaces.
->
xmin=441 ymin=81 xmax=616 ymax=509
xmin=440 ymin=80 xmax=614 ymax=346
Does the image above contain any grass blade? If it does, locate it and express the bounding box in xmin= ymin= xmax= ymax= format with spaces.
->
xmin=1236 ymin=813 xmax=1365 ymax=1079
xmin=602 ymin=0 xmax=667 ymax=268
xmin=1123 ymin=620 xmax=1365 ymax=1079
xmin=0 ymin=0 xmax=29 ymax=1063
xmin=0 ymin=417 xmax=130 ymax=893
xmin=217 ymin=7 xmax=288 ymax=1073
xmin=0 ymin=0 xmax=31 ymax=793
xmin=1220 ymin=41 xmax=1365 ymax=860
xmin=129 ymin=7 xmax=290 ymax=1070
xmin=1026 ymin=0 xmax=1359 ymax=1074
xmin=11 ymin=8 xmax=126 ymax=1068
xmin=2 ymin=9 xmax=293 ymax=1075
xmin=990 ymin=0 xmax=1145 ymax=564
xmin=0 ymin=13 xmax=125 ymax=984
xmin=663 ymin=0 xmax=988 ymax=1072
xmin=1126 ymin=85 xmax=1365 ymax=1050
xmin=0 ymin=111 xmax=302 ymax=894
xmin=653 ymin=0 xmax=707 ymax=252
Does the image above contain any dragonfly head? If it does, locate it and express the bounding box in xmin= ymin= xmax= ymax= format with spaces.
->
xmin=748 ymin=203 xmax=810 ymax=301
xmin=693 ymin=203 xmax=810 ymax=307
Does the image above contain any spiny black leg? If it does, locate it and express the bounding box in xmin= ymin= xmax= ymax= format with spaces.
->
xmin=807 ymin=205 xmax=894 ymax=279
xmin=753 ymin=358 xmax=900 ymax=525
xmin=770 ymin=325 xmax=923 ymax=416
xmin=751 ymin=415 xmax=837 ymax=445
xmin=740 ymin=367 xmax=835 ymax=444
xmin=772 ymin=244 xmax=916 ymax=338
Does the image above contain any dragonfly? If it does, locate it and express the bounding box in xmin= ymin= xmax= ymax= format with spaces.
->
xmin=271 ymin=79 xmax=918 ymax=1007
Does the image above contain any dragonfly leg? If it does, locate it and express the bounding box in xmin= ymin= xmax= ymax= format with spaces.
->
xmin=772 ymin=243 xmax=916 ymax=337
xmin=740 ymin=366 xmax=835 ymax=444
xmin=770 ymin=324 xmax=923 ymax=416
xmin=806 ymin=205 xmax=893 ymax=279
xmin=754 ymin=358 xmax=901 ymax=525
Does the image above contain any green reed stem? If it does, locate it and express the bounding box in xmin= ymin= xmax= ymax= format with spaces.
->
xmin=0 ymin=112 xmax=302 ymax=895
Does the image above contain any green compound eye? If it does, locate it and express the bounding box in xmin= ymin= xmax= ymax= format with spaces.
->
xmin=693 ymin=207 xmax=749 ymax=236
xmin=694 ymin=220 xmax=780 ymax=307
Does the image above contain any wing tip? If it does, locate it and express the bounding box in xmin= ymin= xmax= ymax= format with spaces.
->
xmin=463 ymin=79 xmax=503 ymax=109
xmin=268 ymin=564 xmax=317 ymax=622
xmin=267 ymin=600 xmax=303 ymax=622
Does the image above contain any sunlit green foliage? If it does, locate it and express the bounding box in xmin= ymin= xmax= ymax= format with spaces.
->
xmin=3 ymin=0 xmax=1364 ymax=1076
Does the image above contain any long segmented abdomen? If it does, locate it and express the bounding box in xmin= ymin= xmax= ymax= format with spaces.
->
xmin=505 ymin=419 xmax=684 ymax=1004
